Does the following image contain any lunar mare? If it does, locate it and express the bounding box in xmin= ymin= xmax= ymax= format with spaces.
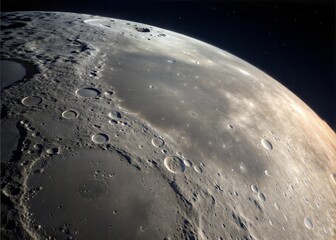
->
xmin=1 ymin=11 xmax=335 ymax=240
xmin=0 ymin=60 xmax=26 ymax=89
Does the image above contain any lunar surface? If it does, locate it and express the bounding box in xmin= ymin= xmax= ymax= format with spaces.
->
xmin=1 ymin=12 xmax=335 ymax=240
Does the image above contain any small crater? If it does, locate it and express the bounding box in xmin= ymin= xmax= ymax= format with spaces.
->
xmin=140 ymin=226 xmax=147 ymax=232
xmin=151 ymin=137 xmax=164 ymax=147
xmin=109 ymin=119 xmax=118 ymax=124
xmin=274 ymin=202 xmax=280 ymax=210
xmin=46 ymin=147 xmax=59 ymax=155
xmin=304 ymin=217 xmax=313 ymax=229
xmin=184 ymin=160 xmax=192 ymax=167
xmin=258 ymin=192 xmax=266 ymax=202
xmin=194 ymin=165 xmax=202 ymax=173
xmin=108 ymin=111 xmax=121 ymax=119
xmin=331 ymin=173 xmax=336 ymax=184
xmin=103 ymin=91 xmax=114 ymax=97
xmin=135 ymin=26 xmax=150 ymax=32
xmin=189 ymin=111 xmax=197 ymax=118
xmin=251 ymin=185 xmax=258 ymax=193
xmin=76 ymin=87 xmax=100 ymax=98
xmin=261 ymin=138 xmax=273 ymax=150
xmin=21 ymin=96 xmax=42 ymax=106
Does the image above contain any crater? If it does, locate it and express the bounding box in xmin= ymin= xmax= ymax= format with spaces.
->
xmin=304 ymin=217 xmax=313 ymax=229
xmin=108 ymin=111 xmax=121 ymax=119
xmin=151 ymin=137 xmax=164 ymax=147
xmin=62 ymin=110 xmax=78 ymax=119
xmin=91 ymin=133 xmax=109 ymax=144
xmin=135 ymin=26 xmax=150 ymax=33
xmin=76 ymin=87 xmax=100 ymax=98
xmin=164 ymin=156 xmax=185 ymax=174
xmin=331 ymin=173 xmax=336 ymax=184
xmin=261 ymin=138 xmax=273 ymax=151
xmin=21 ymin=96 xmax=43 ymax=106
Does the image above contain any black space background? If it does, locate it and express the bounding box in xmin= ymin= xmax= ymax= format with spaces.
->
xmin=2 ymin=0 xmax=335 ymax=131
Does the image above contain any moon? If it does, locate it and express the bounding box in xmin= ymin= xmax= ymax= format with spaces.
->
xmin=1 ymin=11 xmax=335 ymax=240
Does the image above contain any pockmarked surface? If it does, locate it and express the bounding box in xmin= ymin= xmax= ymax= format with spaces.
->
xmin=1 ymin=12 xmax=335 ymax=240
